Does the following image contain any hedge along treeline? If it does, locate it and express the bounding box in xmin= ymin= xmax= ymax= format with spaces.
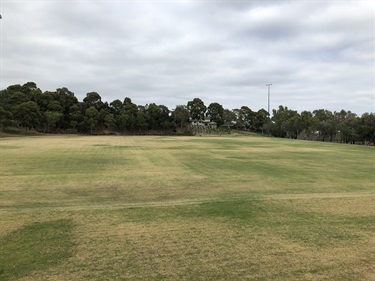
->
xmin=0 ymin=82 xmax=374 ymax=144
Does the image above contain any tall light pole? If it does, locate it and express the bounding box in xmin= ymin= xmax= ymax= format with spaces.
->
xmin=0 ymin=14 xmax=2 ymax=90
xmin=266 ymin=83 xmax=272 ymax=117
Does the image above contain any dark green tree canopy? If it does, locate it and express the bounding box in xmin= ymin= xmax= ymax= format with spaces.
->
xmin=207 ymin=102 xmax=224 ymax=126
xmin=173 ymin=105 xmax=189 ymax=129
xmin=83 ymin=92 xmax=102 ymax=108
xmin=187 ymin=98 xmax=206 ymax=120
xmin=1 ymin=81 xmax=373 ymax=145
xmin=13 ymin=101 xmax=42 ymax=129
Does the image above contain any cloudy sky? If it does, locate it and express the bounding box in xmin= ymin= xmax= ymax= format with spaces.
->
xmin=1 ymin=1 xmax=374 ymax=114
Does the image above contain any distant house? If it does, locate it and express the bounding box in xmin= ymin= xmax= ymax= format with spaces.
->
xmin=190 ymin=116 xmax=217 ymax=128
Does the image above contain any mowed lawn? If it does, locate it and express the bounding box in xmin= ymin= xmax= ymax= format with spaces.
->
xmin=0 ymin=135 xmax=374 ymax=280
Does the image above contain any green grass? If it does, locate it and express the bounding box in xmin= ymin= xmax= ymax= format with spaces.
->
xmin=0 ymin=219 xmax=75 ymax=280
xmin=0 ymin=135 xmax=374 ymax=280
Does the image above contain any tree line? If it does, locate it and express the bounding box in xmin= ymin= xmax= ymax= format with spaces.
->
xmin=266 ymin=105 xmax=374 ymax=145
xmin=0 ymin=82 xmax=374 ymax=144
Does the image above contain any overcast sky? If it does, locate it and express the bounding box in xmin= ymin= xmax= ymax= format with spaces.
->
xmin=1 ymin=1 xmax=374 ymax=114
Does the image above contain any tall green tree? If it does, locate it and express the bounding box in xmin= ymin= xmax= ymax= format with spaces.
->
xmin=136 ymin=110 xmax=148 ymax=131
xmin=110 ymin=99 xmax=123 ymax=115
xmin=98 ymin=108 xmax=115 ymax=130
xmin=0 ymin=89 xmax=11 ymax=111
xmin=84 ymin=106 xmax=99 ymax=134
xmin=0 ymin=106 xmax=14 ymax=129
xmin=9 ymin=92 xmax=29 ymax=111
xmin=21 ymin=82 xmax=38 ymax=98
xmin=55 ymin=87 xmax=78 ymax=128
xmin=270 ymin=105 xmax=300 ymax=138
xmin=13 ymin=101 xmax=42 ymax=129
xmin=357 ymin=113 xmax=375 ymax=145
xmin=83 ymin=92 xmax=102 ymax=109
xmin=172 ymin=105 xmax=190 ymax=129
xmin=44 ymin=111 xmax=63 ymax=133
xmin=117 ymin=97 xmax=138 ymax=131
xmin=68 ymin=104 xmax=84 ymax=130
xmin=233 ymin=106 xmax=254 ymax=130
xmin=233 ymin=108 xmax=245 ymax=129
xmin=299 ymin=111 xmax=313 ymax=139
xmin=336 ymin=110 xmax=358 ymax=143
xmin=207 ymin=102 xmax=224 ymax=126
xmin=222 ymin=109 xmax=236 ymax=127
xmin=187 ymin=98 xmax=206 ymax=120
xmin=284 ymin=111 xmax=301 ymax=139
xmin=7 ymin=84 xmax=23 ymax=93
xmin=254 ymin=109 xmax=269 ymax=133
xmin=312 ymin=109 xmax=336 ymax=141
xmin=31 ymin=91 xmax=53 ymax=112
xmin=158 ymin=105 xmax=172 ymax=130
xmin=146 ymin=103 xmax=161 ymax=130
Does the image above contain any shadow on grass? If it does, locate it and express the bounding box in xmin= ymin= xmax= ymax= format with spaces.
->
xmin=0 ymin=219 xmax=75 ymax=280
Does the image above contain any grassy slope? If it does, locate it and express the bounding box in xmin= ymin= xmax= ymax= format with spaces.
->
xmin=0 ymin=135 xmax=374 ymax=280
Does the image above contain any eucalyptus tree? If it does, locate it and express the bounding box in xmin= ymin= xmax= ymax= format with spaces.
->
xmin=232 ymin=108 xmax=245 ymax=129
xmin=9 ymin=92 xmax=28 ymax=108
xmin=55 ymin=87 xmax=79 ymax=128
xmin=146 ymin=103 xmax=161 ymax=130
xmin=98 ymin=108 xmax=115 ymax=130
xmin=271 ymin=105 xmax=300 ymax=138
xmin=110 ymin=99 xmax=123 ymax=115
xmin=254 ymin=109 xmax=269 ymax=133
xmin=0 ymin=106 xmax=14 ymax=129
xmin=0 ymin=89 xmax=11 ymax=111
xmin=84 ymin=106 xmax=99 ymax=134
xmin=233 ymin=106 xmax=255 ymax=131
xmin=312 ymin=109 xmax=336 ymax=141
xmin=21 ymin=82 xmax=38 ymax=98
xmin=109 ymin=99 xmax=124 ymax=130
xmin=172 ymin=105 xmax=190 ymax=129
xmin=299 ymin=110 xmax=313 ymax=139
xmin=119 ymin=97 xmax=138 ymax=131
xmin=13 ymin=101 xmax=42 ymax=129
xmin=83 ymin=92 xmax=103 ymax=110
xmin=136 ymin=109 xmax=148 ymax=131
xmin=207 ymin=102 xmax=224 ymax=126
xmin=44 ymin=111 xmax=63 ymax=132
xmin=187 ymin=98 xmax=206 ymax=120
xmin=357 ymin=113 xmax=375 ymax=145
xmin=222 ymin=109 xmax=236 ymax=128
xmin=68 ymin=104 xmax=84 ymax=130
xmin=335 ymin=110 xmax=358 ymax=143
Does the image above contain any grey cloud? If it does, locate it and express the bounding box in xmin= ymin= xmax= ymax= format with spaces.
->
xmin=1 ymin=1 xmax=373 ymax=115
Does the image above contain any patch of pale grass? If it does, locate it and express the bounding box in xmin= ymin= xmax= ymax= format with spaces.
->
xmin=270 ymin=193 xmax=375 ymax=216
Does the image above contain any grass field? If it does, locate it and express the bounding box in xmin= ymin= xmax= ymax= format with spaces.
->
xmin=0 ymin=134 xmax=374 ymax=280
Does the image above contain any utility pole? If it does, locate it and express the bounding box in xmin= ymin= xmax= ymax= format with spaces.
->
xmin=266 ymin=83 xmax=272 ymax=117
